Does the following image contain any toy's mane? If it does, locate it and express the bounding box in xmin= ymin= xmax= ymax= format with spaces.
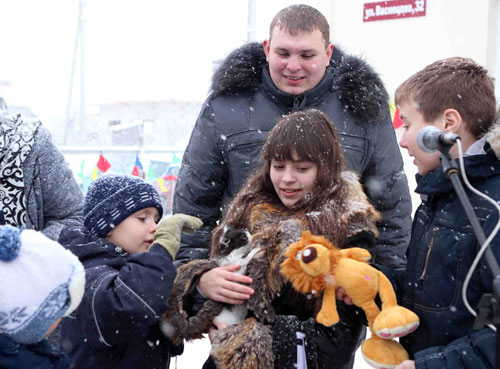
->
xmin=281 ymin=231 xmax=340 ymax=294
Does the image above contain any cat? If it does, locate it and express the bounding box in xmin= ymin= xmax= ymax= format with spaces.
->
xmin=160 ymin=225 xmax=261 ymax=340
xmin=214 ymin=225 xmax=261 ymax=326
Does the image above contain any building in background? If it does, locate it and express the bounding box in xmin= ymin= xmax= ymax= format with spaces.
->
xmin=330 ymin=0 xmax=500 ymax=97
xmin=327 ymin=0 xmax=499 ymax=204
xmin=58 ymin=99 xmax=200 ymax=215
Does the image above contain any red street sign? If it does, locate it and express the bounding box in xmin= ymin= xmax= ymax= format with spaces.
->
xmin=363 ymin=0 xmax=426 ymax=22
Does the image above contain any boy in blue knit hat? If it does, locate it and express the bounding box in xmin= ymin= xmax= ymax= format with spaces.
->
xmin=0 ymin=225 xmax=85 ymax=369
xmin=58 ymin=174 xmax=202 ymax=369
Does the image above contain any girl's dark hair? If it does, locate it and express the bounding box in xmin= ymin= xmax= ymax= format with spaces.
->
xmin=211 ymin=108 xmax=348 ymax=253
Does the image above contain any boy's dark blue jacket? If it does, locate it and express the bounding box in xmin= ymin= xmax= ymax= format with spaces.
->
xmin=0 ymin=335 xmax=69 ymax=369
xmin=384 ymin=133 xmax=500 ymax=369
xmin=58 ymin=227 xmax=183 ymax=369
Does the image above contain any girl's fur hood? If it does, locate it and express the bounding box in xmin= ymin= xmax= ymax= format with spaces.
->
xmin=210 ymin=42 xmax=389 ymax=125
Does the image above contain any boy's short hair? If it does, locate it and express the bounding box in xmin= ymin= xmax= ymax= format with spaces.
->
xmin=269 ymin=4 xmax=330 ymax=47
xmin=395 ymin=57 xmax=497 ymax=138
xmin=84 ymin=174 xmax=163 ymax=237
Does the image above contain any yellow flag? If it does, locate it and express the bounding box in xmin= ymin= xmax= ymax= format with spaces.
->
xmin=91 ymin=167 xmax=98 ymax=181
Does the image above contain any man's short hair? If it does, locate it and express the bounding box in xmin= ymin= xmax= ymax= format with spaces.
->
xmin=269 ymin=4 xmax=330 ymax=47
xmin=395 ymin=57 xmax=497 ymax=138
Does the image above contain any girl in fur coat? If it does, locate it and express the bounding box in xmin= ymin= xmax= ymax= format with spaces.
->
xmin=165 ymin=108 xmax=381 ymax=369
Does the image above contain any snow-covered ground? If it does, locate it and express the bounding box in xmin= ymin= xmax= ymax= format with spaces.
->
xmin=170 ymin=332 xmax=375 ymax=368
xmin=169 ymin=130 xmax=420 ymax=369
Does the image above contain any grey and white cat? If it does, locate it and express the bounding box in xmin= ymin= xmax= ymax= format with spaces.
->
xmin=214 ymin=225 xmax=261 ymax=326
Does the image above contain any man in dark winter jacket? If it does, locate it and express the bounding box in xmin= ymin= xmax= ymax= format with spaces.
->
xmin=173 ymin=4 xmax=412 ymax=369
xmin=173 ymin=5 xmax=412 ymax=270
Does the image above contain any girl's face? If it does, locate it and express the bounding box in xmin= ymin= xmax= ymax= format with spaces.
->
xmin=105 ymin=207 xmax=160 ymax=254
xmin=270 ymin=150 xmax=318 ymax=208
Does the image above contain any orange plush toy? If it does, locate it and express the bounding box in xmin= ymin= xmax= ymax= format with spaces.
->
xmin=281 ymin=231 xmax=419 ymax=369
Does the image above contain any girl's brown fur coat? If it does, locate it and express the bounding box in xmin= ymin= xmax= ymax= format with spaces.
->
xmin=162 ymin=171 xmax=380 ymax=368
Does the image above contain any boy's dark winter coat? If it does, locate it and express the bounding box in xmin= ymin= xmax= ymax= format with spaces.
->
xmin=0 ymin=334 xmax=69 ymax=369
xmin=59 ymin=227 xmax=182 ymax=369
xmin=173 ymin=42 xmax=412 ymax=269
xmin=384 ymin=132 xmax=500 ymax=369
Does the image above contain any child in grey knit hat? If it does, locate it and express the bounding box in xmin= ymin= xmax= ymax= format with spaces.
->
xmin=0 ymin=225 xmax=85 ymax=369
xmin=58 ymin=174 xmax=202 ymax=369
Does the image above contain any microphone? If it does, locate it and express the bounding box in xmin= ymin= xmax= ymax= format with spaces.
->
xmin=417 ymin=126 xmax=460 ymax=153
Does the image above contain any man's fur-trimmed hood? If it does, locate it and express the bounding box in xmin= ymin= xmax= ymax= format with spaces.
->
xmin=485 ymin=111 xmax=500 ymax=159
xmin=210 ymin=42 xmax=389 ymax=125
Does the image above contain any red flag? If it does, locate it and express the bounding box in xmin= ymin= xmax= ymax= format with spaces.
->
xmin=163 ymin=174 xmax=178 ymax=181
xmin=393 ymin=109 xmax=403 ymax=129
xmin=96 ymin=154 xmax=111 ymax=173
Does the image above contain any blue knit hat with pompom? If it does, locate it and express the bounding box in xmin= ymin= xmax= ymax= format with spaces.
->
xmin=83 ymin=174 xmax=163 ymax=237
xmin=0 ymin=225 xmax=85 ymax=344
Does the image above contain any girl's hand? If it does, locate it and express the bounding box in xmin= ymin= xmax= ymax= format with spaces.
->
xmin=199 ymin=264 xmax=254 ymax=304
xmin=208 ymin=318 xmax=229 ymax=342
xmin=395 ymin=360 xmax=415 ymax=369
xmin=335 ymin=287 xmax=353 ymax=305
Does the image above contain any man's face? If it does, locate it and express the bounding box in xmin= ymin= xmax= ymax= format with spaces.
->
xmin=263 ymin=27 xmax=333 ymax=96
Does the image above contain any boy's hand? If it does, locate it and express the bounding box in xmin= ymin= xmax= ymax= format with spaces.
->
xmin=152 ymin=214 xmax=203 ymax=259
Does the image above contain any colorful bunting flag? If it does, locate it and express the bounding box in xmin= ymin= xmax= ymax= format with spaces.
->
xmin=91 ymin=154 xmax=111 ymax=180
xmin=165 ymin=165 xmax=179 ymax=176
xmin=131 ymin=154 xmax=144 ymax=177
xmin=171 ymin=153 xmax=182 ymax=165
xmin=156 ymin=177 xmax=168 ymax=193
xmin=389 ymin=100 xmax=403 ymax=129
xmin=78 ymin=160 xmax=85 ymax=180
xmin=392 ymin=108 xmax=403 ymax=129
xmin=163 ymin=174 xmax=178 ymax=181
xmin=147 ymin=166 xmax=156 ymax=182
xmin=97 ymin=153 xmax=111 ymax=172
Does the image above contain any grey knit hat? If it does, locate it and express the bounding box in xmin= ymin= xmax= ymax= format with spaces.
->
xmin=83 ymin=174 xmax=163 ymax=237
xmin=0 ymin=225 xmax=85 ymax=344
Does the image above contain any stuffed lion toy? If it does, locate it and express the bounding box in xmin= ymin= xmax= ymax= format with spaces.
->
xmin=281 ymin=231 xmax=420 ymax=369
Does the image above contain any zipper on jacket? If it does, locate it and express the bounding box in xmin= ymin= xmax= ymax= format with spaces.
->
xmin=419 ymin=227 xmax=438 ymax=280
xmin=292 ymin=95 xmax=307 ymax=111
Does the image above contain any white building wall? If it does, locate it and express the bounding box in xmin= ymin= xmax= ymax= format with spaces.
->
xmin=329 ymin=0 xmax=500 ymax=97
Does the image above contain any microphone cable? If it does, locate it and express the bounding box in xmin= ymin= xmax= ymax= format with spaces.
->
xmin=456 ymin=138 xmax=500 ymax=332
